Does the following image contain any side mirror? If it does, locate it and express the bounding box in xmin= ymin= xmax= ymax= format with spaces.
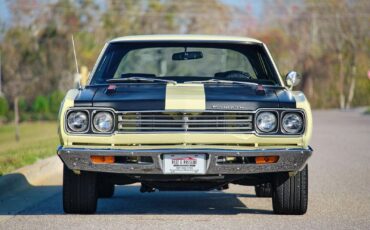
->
xmin=285 ymin=71 xmax=301 ymax=89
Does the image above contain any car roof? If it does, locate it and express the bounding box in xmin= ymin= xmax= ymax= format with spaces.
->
xmin=109 ymin=34 xmax=263 ymax=44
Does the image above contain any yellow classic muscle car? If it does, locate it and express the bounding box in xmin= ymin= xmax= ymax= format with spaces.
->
xmin=58 ymin=35 xmax=313 ymax=214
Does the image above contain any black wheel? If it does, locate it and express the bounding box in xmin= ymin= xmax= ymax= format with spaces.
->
xmin=63 ymin=165 xmax=98 ymax=214
xmin=272 ymin=165 xmax=308 ymax=215
xmin=98 ymin=180 xmax=115 ymax=198
xmin=255 ymin=183 xmax=272 ymax=197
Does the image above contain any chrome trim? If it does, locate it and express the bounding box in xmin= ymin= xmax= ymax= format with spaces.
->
xmin=64 ymin=107 xmax=116 ymax=136
xmin=64 ymin=107 xmax=306 ymax=137
xmin=280 ymin=110 xmax=306 ymax=135
xmin=285 ymin=71 xmax=301 ymax=88
xmin=120 ymin=110 xmax=257 ymax=114
xmin=91 ymin=109 xmax=116 ymax=134
xmin=263 ymin=43 xmax=285 ymax=87
xmin=65 ymin=109 xmax=90 ymax=134
xmin=254 ymin=108 xmax=306 ymax=137
xmin=117 ymin=111 xmax=254 ymax=133
xmin=254 ymin=110 xmax=279 ymax=135
xmin=58 ymin=146 xmax=313 ymax=174
xmin=86 ymin=41 xmax=284 ymax=88
xmin=87 ymin=42 xmax=109 ymax=86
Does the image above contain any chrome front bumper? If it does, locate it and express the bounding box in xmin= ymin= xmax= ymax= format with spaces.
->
xmin=58 ymin=146 xmax=312 ymax=174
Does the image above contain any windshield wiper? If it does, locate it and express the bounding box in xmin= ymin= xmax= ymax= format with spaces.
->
xmin=185 ymin=79 xmax=258 ymax=86
xmin=107 ymin=77 xmax=177 ymax=85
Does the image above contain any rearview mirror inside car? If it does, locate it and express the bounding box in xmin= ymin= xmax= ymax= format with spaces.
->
xmin=172 ymin=51 xmax=203 ymax=61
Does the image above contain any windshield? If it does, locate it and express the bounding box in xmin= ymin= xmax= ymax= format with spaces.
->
xmin=91 ymin=42 xmax=280 ymax=85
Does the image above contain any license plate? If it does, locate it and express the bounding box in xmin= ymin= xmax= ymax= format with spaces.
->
xmin=163 ymin=154 xmax=206 ymax=174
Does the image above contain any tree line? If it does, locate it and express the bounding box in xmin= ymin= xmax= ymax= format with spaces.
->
xmin=0 ymin=0 xmax=369 ymax=124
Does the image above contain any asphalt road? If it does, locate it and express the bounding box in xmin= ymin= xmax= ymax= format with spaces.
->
xmin=1 ymin=110 xmax=370 ymax=230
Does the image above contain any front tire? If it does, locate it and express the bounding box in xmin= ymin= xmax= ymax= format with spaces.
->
xmin=272 ymin=165 xmax=308 ymax=215
xmin=63 ymin=165 xmax=98 ymax=214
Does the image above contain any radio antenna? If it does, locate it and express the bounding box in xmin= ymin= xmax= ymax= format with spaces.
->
xmin=71 ymin=35 xmax=82 ymax=89
xmin=71 ymin=35 xmax=79 ymax=74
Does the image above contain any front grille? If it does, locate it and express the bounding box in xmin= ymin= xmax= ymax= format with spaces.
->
xmin=117 ymin=111 xmax=254 ymax=133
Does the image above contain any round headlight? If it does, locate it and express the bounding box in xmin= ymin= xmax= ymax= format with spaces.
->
xmin=93 ymin=112 xmax=114 ymax=133
xmin=256 ymin=112 xmax=277 ymax=133
xmin=67 ymin=111 xmax=89 ymax=132
xmin=282 ymin=113 xmax=303 ymax=134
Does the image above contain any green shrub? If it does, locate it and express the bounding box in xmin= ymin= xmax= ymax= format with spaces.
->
xmin=20 ymin=112 xmax=32 ymax=122
xmin=18 ymin=98 xmax=30 ymax=122
xmin=42 ymin=113 xmax=55 ymax=121
xmin=0 ymin=96 xmax=9 ymax=116
xmin=18 ymin=97 xmax=28 ymax=112
xmin=49 ymin=91 xmax=64 ymax=114
xmin=5 ymin=111 xmax=12 ymax=122
xmin=32 ymin=95 xmax=50 ymax=114
xmin=30 ymin=113 xmax=42 ymax=121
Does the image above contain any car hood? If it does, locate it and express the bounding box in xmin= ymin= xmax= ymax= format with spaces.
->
xmin=73 ymin=83 xmax=296 ymax=111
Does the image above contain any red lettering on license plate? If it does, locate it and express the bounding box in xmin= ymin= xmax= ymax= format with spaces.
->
xmin=171 ymin=157 xmax=197 ymax=166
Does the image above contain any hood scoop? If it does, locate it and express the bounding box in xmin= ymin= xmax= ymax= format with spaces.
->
xmin=255 ymin=84 xmax=266 ymax=96
xmin=105 ymin=84 xmax=117 ymax=95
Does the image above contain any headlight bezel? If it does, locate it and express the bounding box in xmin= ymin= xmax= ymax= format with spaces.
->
xmin=65 ymin=110 xmax=90 ymax=134
xmin=65 ymin=108 xmax=116 ymax=135
xmin=281 ymin=111 xmax=305 ymax=135
xmin=64 ymin=108 xmax=305 ymax=136
xmin=255 ymin=111 xmax=279 ymax=134
xmin=92 ymin=110 xmax=115 ymax=134
xmin=255 ymin=109 xmax=306 ymax=136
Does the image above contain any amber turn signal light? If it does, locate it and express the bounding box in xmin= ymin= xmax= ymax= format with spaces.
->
xmin=255 ymin=156 xmax=279 ymax=164
xmin=91 ymin=156 xmax=115 ymax=164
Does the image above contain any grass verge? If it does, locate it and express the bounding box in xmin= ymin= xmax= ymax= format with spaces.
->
xmin=0 ymin=122 xmax=59 ymax=175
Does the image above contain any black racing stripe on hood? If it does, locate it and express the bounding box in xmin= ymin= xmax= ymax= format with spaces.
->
xmin=274 ymin=89 xmax=296 ymax=108
xmin=91 ymin=84 xmax=167 ymax=111
xmin=204 ymin=84 xmax=280 ymax=111
xmin=74 ymin=87 xmax=98 ymax=107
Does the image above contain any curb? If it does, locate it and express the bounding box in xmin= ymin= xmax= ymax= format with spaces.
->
xmin=0 ymin=156 xmax=62 ymax=197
